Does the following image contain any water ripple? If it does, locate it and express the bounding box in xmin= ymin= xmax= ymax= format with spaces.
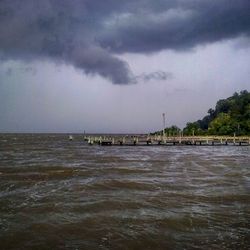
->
xmin=0 ymin=134 xmax=249 ymax=249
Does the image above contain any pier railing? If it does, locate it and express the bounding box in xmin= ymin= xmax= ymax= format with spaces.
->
xmin=83 ymin=135 xmax=250 ymax=146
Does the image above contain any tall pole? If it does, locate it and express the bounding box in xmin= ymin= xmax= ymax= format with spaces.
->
xmin=162 ymin=113 xmax=166 ymax=138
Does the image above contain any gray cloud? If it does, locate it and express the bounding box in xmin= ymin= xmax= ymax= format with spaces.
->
xmin=4 ymin=65 xmax=36 ymax=76
xmin=0 ymin=0 xmax=250 ymax=84
xmin=134 ymin=71 xmax=173 ymax=83
xmin=5 ymin=67 xmax=12 ymax=76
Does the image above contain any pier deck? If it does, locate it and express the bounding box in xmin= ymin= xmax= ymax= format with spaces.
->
xmin=84 ymin=135 xmax=250 ymax=146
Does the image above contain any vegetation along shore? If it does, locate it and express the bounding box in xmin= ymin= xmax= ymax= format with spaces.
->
xmin=153 ymin=90 xmax=250 ymax=136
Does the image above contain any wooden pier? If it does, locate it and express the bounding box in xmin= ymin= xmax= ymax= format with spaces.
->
xmin=84 ymin=135 xmax=250 ymax=146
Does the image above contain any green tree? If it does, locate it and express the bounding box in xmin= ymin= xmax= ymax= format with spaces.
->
xmin=164 ymin=125 xmax=181 ymax=136
xmin=183 ymin=90 xmax=250 ymax=135
xmin=183 ymin=122 xmax=201 ymax=135
xmin=208 ymin=113 xmax=236 ymax=135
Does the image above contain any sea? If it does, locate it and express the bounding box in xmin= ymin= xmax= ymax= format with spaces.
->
xmin=0 ymin=134 xmax=249 ymax=250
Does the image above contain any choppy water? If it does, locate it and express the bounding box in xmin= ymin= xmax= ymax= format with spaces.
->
xmin=0 ymin=134 xmax=249 ymax=250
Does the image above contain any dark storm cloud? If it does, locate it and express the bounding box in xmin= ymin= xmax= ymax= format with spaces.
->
xmin=0 ymin=0 xmax=250 ymax=84
xmin=99 ymin=0 xmax=250 ymax=53
xmin=0 ymin=0 xmax=133 ymax=84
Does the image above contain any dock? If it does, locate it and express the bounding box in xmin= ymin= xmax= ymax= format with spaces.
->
xmin=84 ymin=135 xmax=250 ymax=146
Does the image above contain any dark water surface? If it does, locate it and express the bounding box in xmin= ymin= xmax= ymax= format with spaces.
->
xmin=0 ymin=134 xmax=249 ymax=250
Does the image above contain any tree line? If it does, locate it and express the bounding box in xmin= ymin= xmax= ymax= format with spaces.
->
xmin=153 ymin=90 xmax=250 ymax=136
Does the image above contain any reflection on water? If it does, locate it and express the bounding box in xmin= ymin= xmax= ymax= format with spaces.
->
xmin=0 ymin=134 xmax=249 ymax=249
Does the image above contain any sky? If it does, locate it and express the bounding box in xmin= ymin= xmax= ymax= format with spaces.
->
xmin=0 ymin=0 xmax=250 ymax=133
